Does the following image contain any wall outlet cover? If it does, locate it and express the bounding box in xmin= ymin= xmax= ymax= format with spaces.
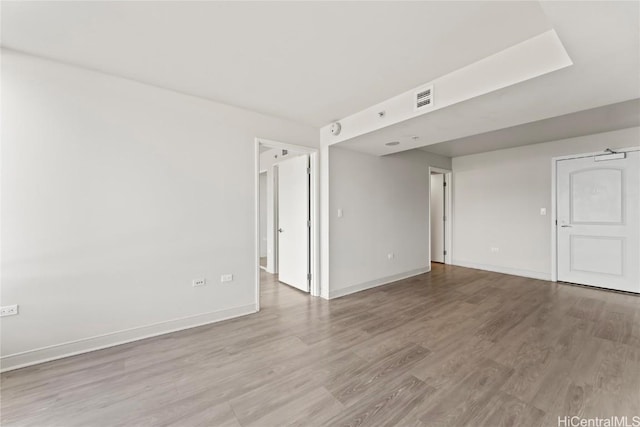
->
xmin=192 ymin=278 xmax=206 ymax=287
xmin=0 ymin=304 xmax=19 ymax=317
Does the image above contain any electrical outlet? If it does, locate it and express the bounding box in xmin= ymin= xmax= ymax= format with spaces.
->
xmin=491 ymin=247 xmax=500 ymax=253
xmin=221 ymin=274 xmax=233 ymax=283
xmin=540 ymin=208 xmax=547 ymax=216
xmin=192 ymin=278 xmax=206 ymax=287
xmin=387 ymin=253 xmax=395 ymax=260
xmin=0 ymin=304 xmax=19 ymax=317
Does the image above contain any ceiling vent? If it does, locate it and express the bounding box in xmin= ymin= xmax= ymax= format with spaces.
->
xmin=414 ymin=85 xmax=434 ymax=111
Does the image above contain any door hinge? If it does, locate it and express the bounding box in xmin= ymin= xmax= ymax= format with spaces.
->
xmin=307 ymin=273 xmax=312 ymax=281
xmin=443 ymin=215 xmax=446 ymax=221
xmin=444 ymin=250 xmax=447 ymax=256
xmin=307 ymin=220 xmax=311 ymax=227
xmin=443 ymin=181 xmax=447 ymax=187
xmin=307 ymin=167 xmax=311 ymax=174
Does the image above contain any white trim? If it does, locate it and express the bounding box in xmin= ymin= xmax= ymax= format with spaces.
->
xmin=328 ymin=267 xmax=430 ymax=299
xmin=550 ymin=157 xmax=558 ymax=282
xmin=310 ymin=151 xmax=320 ymax=297
xmin=254 ymin=138 xmax=321 ymax=301
xmin=452 ymin=260 xmax=551 ymax=281
xmin=550 ymin=146 xmax=640 ymax=284
xmin=428 ymin=167 xmax=453 ymax=265
xmin=1 ymin=304 xmax=256 ymax=373
xmin=446 ymin=172 xmax=453 ymax=264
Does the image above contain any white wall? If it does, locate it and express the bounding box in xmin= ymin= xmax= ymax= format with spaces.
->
xmin=452 ymin=126 xmax=640 ymax=280
xmin=0 ymin=50 xmax=318 ymax=370
xmin=260 ymin=147 xmax=306 ymax=171
xmin=328 ymin=147 xmax=451 ymax=298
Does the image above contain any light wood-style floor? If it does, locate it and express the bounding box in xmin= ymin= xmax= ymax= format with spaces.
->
xmin=2 ymin=264 xmax=639 ymax=426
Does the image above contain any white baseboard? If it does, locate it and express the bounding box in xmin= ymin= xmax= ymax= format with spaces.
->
xmin=452 ymin=260 xmax=551 ymax=281
xmin=329 ymin=267 xmax=431 ymax=299
xmin=1 ymin=304 xmax=256 ymax=373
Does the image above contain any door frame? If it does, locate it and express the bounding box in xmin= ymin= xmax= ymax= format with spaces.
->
xmin=428 ymin=167 xmax=453 ymax=265
xmin=550 ymin=146 xmax=640 ymax=283
xmin=254 ymin=138 xmax=320 ymax=310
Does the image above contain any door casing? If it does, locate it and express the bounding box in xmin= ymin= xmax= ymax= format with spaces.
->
xmin=254 ymin=138 xmax=320 ymax=310
xmin=429 ymin=167 xmax=453 ymax=265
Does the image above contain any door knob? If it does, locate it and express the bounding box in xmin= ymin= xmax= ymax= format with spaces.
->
xmin=278 ymin=228 xmax=284 ymax=233
xmin=561 ymin=225 xmax=572 ymax=228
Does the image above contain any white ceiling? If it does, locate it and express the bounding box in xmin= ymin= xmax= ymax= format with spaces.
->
xmin=336 ymin=1 xmax=640 ymax=156
xmin=2 ymin=1 xmax=637 ymax=156
xmin=1 ymin=1 xmax=552 ymax=127
xmin=421 ymin=99 xmax=640 ymax=157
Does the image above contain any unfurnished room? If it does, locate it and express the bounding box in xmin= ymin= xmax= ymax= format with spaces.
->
xmin=1 ymin=1 xmax=639 ymax=426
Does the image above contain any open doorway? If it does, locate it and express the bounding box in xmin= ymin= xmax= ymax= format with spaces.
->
xmin=259 ymin=171 xmax=268 ymax=270
xmin=255 ymin=138 xmax=319 ymax=311
xmin=429 ymin=167 xmax=452 ymax=265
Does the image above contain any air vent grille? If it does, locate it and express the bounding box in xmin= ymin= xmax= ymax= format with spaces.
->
xmin=415 ymin=85 xmax=434 ymax=111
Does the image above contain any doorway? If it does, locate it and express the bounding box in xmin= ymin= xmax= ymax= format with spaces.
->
xmin=429 ymin=168 xmax=452 ymax=265
xmin=259 ymin=171 xmax=268 ymax=270
xmin=553 ymin=148 xmax=639 ymax=293
xmin=255 ymin=138 xmax=319 ymax=310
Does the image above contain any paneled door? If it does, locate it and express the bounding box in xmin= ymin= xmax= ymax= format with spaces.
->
xmin=557 ymin=150 xmax=639 ymax=293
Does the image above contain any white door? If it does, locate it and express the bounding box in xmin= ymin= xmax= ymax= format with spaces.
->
xmin=277 ymin=155 xmax=310 ymax=292
xmin=431 ymin=173 xmax=445 ymax=263
xmin=557 ymin=151 xmax=639 ymax=293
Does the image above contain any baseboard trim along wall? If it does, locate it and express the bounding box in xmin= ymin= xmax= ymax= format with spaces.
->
xmin=452 ymin=260 xmax=551 ymax=281
xmin=0 ymin=304 xmax=257 ymax=373
xmin=329 ymin=267 xmax=431 ymax=299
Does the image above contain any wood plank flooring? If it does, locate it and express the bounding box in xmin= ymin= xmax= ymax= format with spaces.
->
xmin=1 ymin=264 xmax=639 ymax=426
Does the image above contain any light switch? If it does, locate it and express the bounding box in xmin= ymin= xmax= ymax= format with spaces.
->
xmin=337 ymin=208 xmax=343 ymax=218
xmin=540 ymin=208 xmax=547 ymax=216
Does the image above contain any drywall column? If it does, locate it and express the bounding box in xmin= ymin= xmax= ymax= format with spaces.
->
xmin=320 ymin=143 xmax=331 ymax=299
